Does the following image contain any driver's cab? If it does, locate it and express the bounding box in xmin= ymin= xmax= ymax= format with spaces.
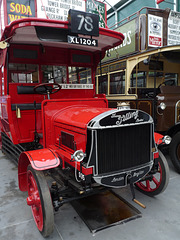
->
xmin=6 ymin=45 xmax=95 ymax=145
xmin=0 ymin=14 xmax=123 ymax=148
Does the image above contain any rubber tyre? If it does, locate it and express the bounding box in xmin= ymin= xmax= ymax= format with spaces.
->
xmin=135 ymin=150 xmax=169 ymax=196
xmin=27 ymin=166 xmax=54 ymax=237
xmin=169 ymin=132 xmax=180 ymax=173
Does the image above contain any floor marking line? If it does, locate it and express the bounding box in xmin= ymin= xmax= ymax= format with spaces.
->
xmin=0 ymin=218 xmax=33 ymax=231
xmin=55 ymin=224 xmax=64 ymax=240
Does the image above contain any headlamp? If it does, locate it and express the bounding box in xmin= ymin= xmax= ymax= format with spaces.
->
xmin=71 ymin=150 xmax=86 ymax=162
xmin=162 ymin=135 xmax=171 ymax=145
xmin=159 ymin=102 xmax=166 ymax=110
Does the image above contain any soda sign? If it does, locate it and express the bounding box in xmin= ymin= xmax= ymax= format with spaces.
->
xmin=7 ymin=0 xmax=35 ymax=24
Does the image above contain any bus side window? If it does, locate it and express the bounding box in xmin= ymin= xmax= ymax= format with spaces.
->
xmin=110 ymin=71 xmax=125 ymax=94
xmin=98 ymin=75 xmax=108 ymax=95
xmin=9 ymin=63 xmax=39 ymax=83
xmin=42 ymin=65 xmax=67 ymax=83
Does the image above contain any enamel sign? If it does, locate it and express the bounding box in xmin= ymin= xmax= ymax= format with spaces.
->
xmin=148 ymin=14 xmax=163 ymax=47
xmin=168 ymin=11 xmax=180 ymax=46
xmin=6 ymin=0 xmax=35 ymax=24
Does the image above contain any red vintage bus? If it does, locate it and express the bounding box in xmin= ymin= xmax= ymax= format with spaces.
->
xmin=0 ymin=10 xmax=169 ymax=237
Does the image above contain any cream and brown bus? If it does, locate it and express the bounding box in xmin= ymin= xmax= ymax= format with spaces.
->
xmin=96 ymin=7 xmax=180 ymax=172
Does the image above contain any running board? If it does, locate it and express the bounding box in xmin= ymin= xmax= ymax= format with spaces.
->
xmin=71 ymin=190 xmax=141 ymax=234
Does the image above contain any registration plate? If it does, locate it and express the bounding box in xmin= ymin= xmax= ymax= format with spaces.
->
xmin=67 ymin=35 xmax=98 ymax=47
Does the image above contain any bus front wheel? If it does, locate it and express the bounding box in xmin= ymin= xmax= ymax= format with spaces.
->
xmin=135 ymin=150 xmax=169 ymax=196
xmin=26 ymin=165 xmax=54 ymax=237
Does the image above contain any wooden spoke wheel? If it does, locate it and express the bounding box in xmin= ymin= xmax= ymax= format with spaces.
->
xmin=26 ymin=166 xmax=54 ymax=237
xmin=135 ymin=150 xmax=169 ymax=196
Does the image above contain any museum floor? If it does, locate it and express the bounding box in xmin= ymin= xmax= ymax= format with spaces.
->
xmin=0 ymin=150 xmax=179 ymax=240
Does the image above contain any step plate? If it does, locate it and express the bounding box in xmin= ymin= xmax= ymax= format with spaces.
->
xmin=71 ymin=190 xmax=141 ymax=233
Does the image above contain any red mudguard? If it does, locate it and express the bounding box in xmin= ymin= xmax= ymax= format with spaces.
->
xmin=18 ymin=148 xmax=60 ymax=191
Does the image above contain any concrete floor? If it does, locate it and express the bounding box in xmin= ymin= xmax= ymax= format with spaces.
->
xmin=0 ymin=150 xmax=180 ymax=240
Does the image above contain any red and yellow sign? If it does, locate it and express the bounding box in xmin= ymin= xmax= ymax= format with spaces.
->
xmin=7 ymin=0 xmax=35 ymax=24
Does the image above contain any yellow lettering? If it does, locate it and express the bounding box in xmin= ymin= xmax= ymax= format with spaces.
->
xmin=16 ymin=3 xmax=20 ymax=13
xmin=8 ymin=14 xmax=17 ymax=22
xmin=8 ymin=14 xmax=27 ymax=22
xmin=26 ymin=6 xmax=32 ymax=16
xmin=8 ymin=3 xmax=33 ymax=20
xmin=21 ymin=5 xmax=26 ymax=14
xmin=10 ymin=2 xmax=15 ymax=13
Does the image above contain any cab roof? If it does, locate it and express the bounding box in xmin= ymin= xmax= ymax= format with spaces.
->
xmin=2 ymin=18 xmax=124 ymax=53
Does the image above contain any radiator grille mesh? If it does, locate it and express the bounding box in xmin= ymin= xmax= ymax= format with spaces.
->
xmin=96 ymin=124 xmax=152 ymax=174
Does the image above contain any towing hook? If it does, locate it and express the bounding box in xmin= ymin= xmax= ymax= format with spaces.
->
xmin=129 ymin=177 xmax=146 ymax=209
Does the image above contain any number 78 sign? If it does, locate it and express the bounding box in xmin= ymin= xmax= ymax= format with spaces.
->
xmin=68 ymin=9 xmax=99 ymax=37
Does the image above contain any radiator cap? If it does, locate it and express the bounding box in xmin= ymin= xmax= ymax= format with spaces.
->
xmin=117 ymin=102 xmax=130 ymax=110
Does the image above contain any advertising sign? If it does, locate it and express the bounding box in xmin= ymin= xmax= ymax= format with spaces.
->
xmin=168 ymin=10 xmax=180 ymax=46
xmin=1 ymin=0 xmax=106 ymax=35
xmin=36 ymin=0 xmax=85 ymax=21
xmin=6 ymin=0 xmax=35 ymax=24
xmin=148 ymin=14 xmax=163 ymax=47
xmin=102 ymin=19 xmax=136 ymax=62
xmin=86 ymin=0 xmax=106 ymax=28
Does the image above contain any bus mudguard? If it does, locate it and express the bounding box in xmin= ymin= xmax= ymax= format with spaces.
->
xmin=18 ymin=148 xmax=60 ymax=191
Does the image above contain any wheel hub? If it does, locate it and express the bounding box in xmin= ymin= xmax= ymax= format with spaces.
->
xmin=27 ymin=191 xmax=40 ymax=206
